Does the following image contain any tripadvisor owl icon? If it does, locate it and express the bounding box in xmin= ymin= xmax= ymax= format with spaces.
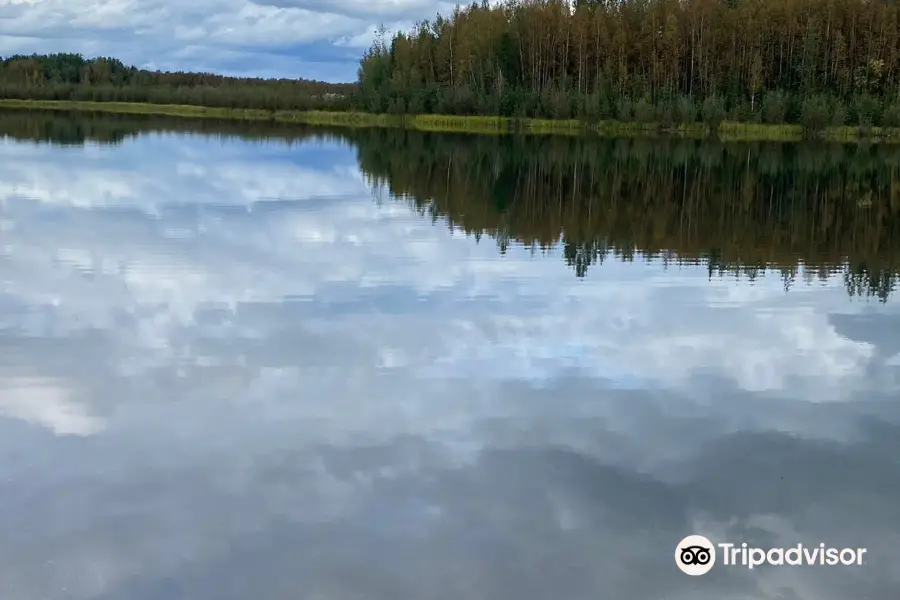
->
xmin=675 ymin=535 xmax=716 ymax=575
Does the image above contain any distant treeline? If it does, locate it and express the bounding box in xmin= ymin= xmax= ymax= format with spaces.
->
xmin=0 ymin=53 xmax=356 ymax=111
xmin=357 ymin=0 xmax=900 ymax=128
xmin=2 ymin=110 xmax=899 ymax=301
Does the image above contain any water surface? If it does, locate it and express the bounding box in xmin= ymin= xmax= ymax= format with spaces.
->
xmin=1 ymin=112 xmax=899 ymax=600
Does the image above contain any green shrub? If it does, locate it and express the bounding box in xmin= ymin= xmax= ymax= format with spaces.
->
xmin=729 ymin=100 xmax=754 ymax=123
xmin=656 ymin=99 xmax=676 ymax=127
xmin=701 ymin=95 xmax=726 ymax=130
xmin=881 ymin=102 xmax=900 ymax=127
xmin=634 ymin=98 xmax=656 ymax=123
xmin=616 ymin=97 xmax=634 ymax=121
xmin=675 ymin=95 xmax=697 ymax=123
xmin=762 ymin=90 xmax=789 ymax=124
xmin=800 ymin=95 xmax=831 ymax=134
xmin=854 ymin=94 xmax=881 ymax=126
xmin=830 ymin=99 xmax=847 ymax=126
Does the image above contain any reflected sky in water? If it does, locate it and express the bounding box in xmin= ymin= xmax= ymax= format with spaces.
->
xmin=0 ymin=132 xmax=899 ymax=600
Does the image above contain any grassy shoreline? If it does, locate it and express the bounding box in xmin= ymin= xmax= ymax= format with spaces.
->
xmin=3 ymin=98 xmax=900 ymax=142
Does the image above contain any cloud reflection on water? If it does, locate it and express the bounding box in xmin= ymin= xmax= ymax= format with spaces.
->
xmin=0 ymin=132 xmax=897 ymax=599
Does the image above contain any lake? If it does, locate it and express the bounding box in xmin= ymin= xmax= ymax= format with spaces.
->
xmin=1 ymin=110 xmax=899 ymax=600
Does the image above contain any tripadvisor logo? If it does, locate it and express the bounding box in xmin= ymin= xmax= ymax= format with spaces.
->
xmin=674 ymin=535 xmax=867 ymax=575
xmin=675 ymin=535 xmax=716 ymax=576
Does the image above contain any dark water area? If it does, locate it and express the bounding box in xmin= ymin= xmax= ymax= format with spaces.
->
xmin=1 ymin=110 xmax=899 ymax=599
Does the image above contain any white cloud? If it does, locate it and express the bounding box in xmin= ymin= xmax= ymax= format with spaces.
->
xmin=0 ymin=0 xmax=460 ymax=81
xmin=0 ymin=375 xmax=105 ymax=436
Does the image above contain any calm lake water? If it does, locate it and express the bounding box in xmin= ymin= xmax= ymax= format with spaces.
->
xmin=1 ymin=111 xmax=899 ymax=599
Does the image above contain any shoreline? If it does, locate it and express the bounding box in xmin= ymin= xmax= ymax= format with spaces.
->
xmin=3 ymin=99 xmax=900 ymax=142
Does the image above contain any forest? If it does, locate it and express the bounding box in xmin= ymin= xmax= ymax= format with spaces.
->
xmin=2 ymin=109 xmax=899 ymax=301
xmin=0 ymin=53 xmax=355 ymax=111
xmin=357 ymin=0 xmax=900 ymax=127
xmin=3 ymin=0 xmax=900 ymax=128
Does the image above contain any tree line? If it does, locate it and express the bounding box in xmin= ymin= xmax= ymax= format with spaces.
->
xmin=2 ymin=109 xmax=899 ymax=301
xmin=0 ymin=53 xmax=356 ymax=111
xmin=357 ymin=0 xmax=900 ymax=127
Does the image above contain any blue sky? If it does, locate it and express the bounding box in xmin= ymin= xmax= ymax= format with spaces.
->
xmin=0 ymin=0 xmax=465 ymax=82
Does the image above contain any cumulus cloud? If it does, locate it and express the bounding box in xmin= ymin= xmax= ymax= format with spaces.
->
xmin=256 ymin=0 xmax=458 ymax=19
xmin=0 ymin=0 xmax=460 ymax=80
xmin=0 ymin=130 xmax=898 ymax=599
xmin=0 ymin=375 xmax=105 ymax=436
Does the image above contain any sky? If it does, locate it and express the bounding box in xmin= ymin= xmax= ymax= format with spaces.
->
xmin=0 ymin=130 xmax=899 ymax=599
xmin=0 ymin=0 xmax=466 ymax=82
